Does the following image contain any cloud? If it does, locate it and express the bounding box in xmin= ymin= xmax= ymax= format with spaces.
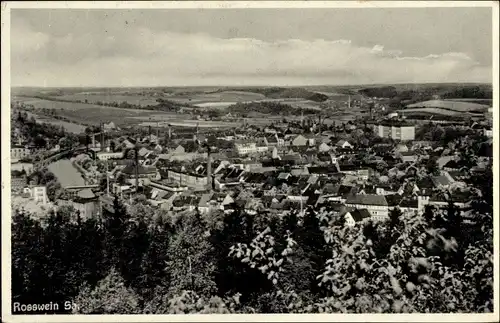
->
xmin=11 ymin=20 xmax=492 ymax=87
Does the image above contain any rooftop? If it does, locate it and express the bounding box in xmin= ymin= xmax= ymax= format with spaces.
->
xmin=346 ymin=194 xmax=388 ymax=207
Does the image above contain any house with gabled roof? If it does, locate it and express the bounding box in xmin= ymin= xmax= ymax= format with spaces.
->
xmin=336 ymin=139 xmax=353 ymax=150
xmin=318 ymin=142 xmax=332 ymax=153
xmin=292 ymin=134 xmax=308 ymax=147
xmin=398 ymin=198 xmax=419 ymax=214
xmin=358 ymin=184 xmax=377 ymax=195
xmin=399 ymin=151 xmax=418 ymax=163
xmin=431 ymin=174 xmax=453 ymax=189
xmin=172 ymin=195 xmax=200 ymax=212
xmin=345 ymin=208 xmax=371 ymax=227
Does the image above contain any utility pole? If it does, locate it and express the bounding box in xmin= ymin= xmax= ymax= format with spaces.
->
xmin=134 ymin=139 xmax=139 ymax=197
xmin=106 ymin=160 xmax=110 ymax=196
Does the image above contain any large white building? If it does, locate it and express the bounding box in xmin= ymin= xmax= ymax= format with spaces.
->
xmin=375 ymin=122 xmax=415 ymax=141
xmin=234 ymin=141 xmax=267 ymax=155
xmin=345 ymin=194 xmax=389 ymax=221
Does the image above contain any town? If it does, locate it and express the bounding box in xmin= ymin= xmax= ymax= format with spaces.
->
xmin=11 ymin=94 xmax=493 ymax=228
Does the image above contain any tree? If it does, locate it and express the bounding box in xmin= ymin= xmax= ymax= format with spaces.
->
xmin=33 ymin=135 xmax=47 ymax=148
xmin=72 ymin=268 xmax=141 ymax=314
xmin=166 ymin=212 xmax=217 ymax=297
xmin=425 ymin=157 xmax=439 ymax=175
xmin=102 ymin=196 xmax=131 ymax=267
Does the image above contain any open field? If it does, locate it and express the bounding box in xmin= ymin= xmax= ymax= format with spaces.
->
xmin=167 ymin=90 xmax=266 ymax=105
xmin=398 ymin=108 xmax=463 ymax=116
xmin=405 ymin=100 xmax=489 ymax=112
xmin=443 ymin=98 xmax=493 ymax=106
xmin=49 ymin=93 xmax=159 ymax=107
xmin=15 ymin=97 xmax=164 ymax=126
xmin=24 ymin=111 xmax=87 ymax=134
xmin=397 ymin=107 xmax=474 ymax=117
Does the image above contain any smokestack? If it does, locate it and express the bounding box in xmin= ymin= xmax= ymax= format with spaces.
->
xmin=148 ymin=125 xmax=152 ymax=139
xmin=348 ymin=95 xmax=351 ymax=109
xmin=101 ymin=123 xmax=105 ymax=150
xmin=301 ymin=110 xmax=304 ymax=127
xmin=168 ymin=124 xmax=172 ymax=139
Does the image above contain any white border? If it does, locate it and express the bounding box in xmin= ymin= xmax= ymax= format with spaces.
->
xmin=1 ymin=1 xmax=499 ymax=323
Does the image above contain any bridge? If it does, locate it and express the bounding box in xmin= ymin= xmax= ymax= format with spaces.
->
xmin=65 ymin=184 xmax=100 ymax=190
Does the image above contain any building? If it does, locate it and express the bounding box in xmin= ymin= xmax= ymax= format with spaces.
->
xmin=11 ymin=161 xmax=34 ymax=175
xmin=11 ymin=145 xmax=31 ymax=160
xmin=11 ymin=172 xmax=28 ymax=193
xmin=345 ymin=194 xmax=389 ymax=220
xmin=22 ymin=186 xmax=49 ymax=205
xmin=120 ymin=164 xmax=159 ymax=186
xmin=335 ymin=140 xmax=353 ymax=150
xmin=234 ymin=142 xmax=258 ymax=155
xmin=103 ymin=121 xmax=118 ymax=131
xmin=291 ymin=135 xmax=308 ymax=147
xmin=375 ymin=122 xmax=415 ymax=141
xmin=167 ymin=169 xmax=208 ymax=191
xmin=57 ymin=189 xmax=98 ymax=220
xmin=344 ymin=208 xmax=372 ymax=227
xmin=484 ymin=128 xmax=493 ymax=138
xmin=97 ymin=151 xmax=124 ymax=161
xmin=266 ymin=133 xmax=285 ymax=147
xmin=399 ymin=151 xmax=418 ymax=163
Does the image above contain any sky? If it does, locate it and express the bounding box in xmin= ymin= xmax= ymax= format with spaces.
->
xmin=10 ymin=7 xmax=493 ymax=87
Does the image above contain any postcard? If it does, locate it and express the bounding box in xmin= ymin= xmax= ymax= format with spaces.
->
xmin=1 ymin=1 xmax=498 ymax=322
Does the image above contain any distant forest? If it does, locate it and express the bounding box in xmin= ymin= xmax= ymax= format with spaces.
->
xmin=359 ymin=85 xmax=492 ymax=99
xmin=215 ymin=87 xmax=329 ymax=102
xmin=358 ymin=85 xmax=492 ymax=108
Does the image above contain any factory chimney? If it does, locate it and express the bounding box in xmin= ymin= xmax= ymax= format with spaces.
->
xmin=100 ymin=122 xmax=105 ymax=151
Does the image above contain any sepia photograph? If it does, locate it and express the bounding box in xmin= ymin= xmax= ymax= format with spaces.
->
xmin=1 ymin=1 xmax=498 ymax=322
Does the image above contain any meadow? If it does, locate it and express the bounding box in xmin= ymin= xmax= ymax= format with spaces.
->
xmin=16 ymin=97 xmax=162 ymax=126
xmin=405 ymin=100 xmax=489 ymax=113
xmin=23 ymin=111 xmax=87 ymax=134
xmin=50 ymin=93 xmax=159 ymax=107
xmin=398 ymin=108 xmax=464 ymax=116
xmin=167 ymin=90 xmax=266 ymax=105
